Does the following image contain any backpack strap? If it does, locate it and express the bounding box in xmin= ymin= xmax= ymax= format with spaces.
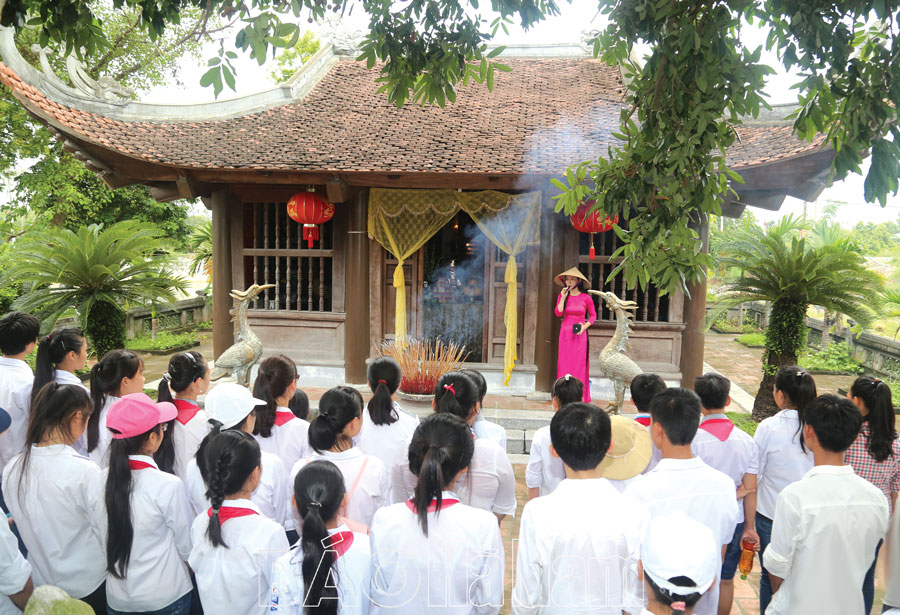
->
xmin=348 ymin=455 xmax=370 ymax=502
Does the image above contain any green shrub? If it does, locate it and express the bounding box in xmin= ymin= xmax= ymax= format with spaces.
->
xmin=727 ymin=411 xmax=758 ymax=435
xmin=799 ymin=343 xmax=863 ymax=374
xmin=84 ymin=299 xmax=126 ymax=360
xmin=0 ymin=283 xmax=23 ymax=314
xmin=126 ymin=330 xmax=198 ymax=352
xmin=711 ymin=313 xmax=760 ymax=334
xmin=142 ymin=388 xmax=158 ymax=400
xmin=737 ymin=332 xmax=766 ymax=347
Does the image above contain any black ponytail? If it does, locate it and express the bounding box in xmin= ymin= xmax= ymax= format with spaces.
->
xmin=88 ymin=350 xmax=142 ymax=453
xmin=157 ymin=351 xmax=207 ymax=404
xmin=204 ymin=430 xmax=261 ymax=548
xmin=367 ymin=357 xmax=401 ymax=426
xmin=407 ymin=413 xmax=474 ymax=536
xmin=309 ymin=386 xmax=362 ymax=453
xmin=252 ymin=355 xmax=297 ymax=438
xmin=851 ymin=375 xmax=897 ymax=462
xmin=645 ymin=575 xmax=703 ymax=615
xmin=775 ymin=366 xmax=817 ymax=452
xmin=459 ymin=369 xmax=487 ymax=405
xmin=105 ymin=425 xmax=160 ymax=579
xmin=433 ymin=372 xmax=478 ymax=422
xmin=294 ymin=460 xmax=346 ymax=615
xmin=32 ymin=328 xmax=85 ymax=404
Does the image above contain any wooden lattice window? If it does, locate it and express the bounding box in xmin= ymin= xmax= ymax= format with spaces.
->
xmin=242 ymin=202 xmax=334 ymax=312
xmin=577 ymin=228 xmax=670 ymax=323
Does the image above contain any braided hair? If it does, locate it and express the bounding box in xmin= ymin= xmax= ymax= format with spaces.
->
xmin=204 ymin=430 xmax=261 ymax=548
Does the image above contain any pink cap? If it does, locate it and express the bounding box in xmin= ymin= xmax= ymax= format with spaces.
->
xmin=107 ymin=393 xmax=178 ymax=439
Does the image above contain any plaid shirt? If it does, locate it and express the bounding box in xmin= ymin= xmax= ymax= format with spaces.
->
xmin=845 ymin=421 xmax=900 ymax=514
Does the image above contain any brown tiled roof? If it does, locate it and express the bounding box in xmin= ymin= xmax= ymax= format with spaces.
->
xmin=0 ymin=57 xmax=824 ymax=174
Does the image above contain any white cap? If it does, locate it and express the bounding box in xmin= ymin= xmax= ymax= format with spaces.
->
xmin=641 ymin=513 xmax=719 ymax=597
xmin=204 ymin=383 xmax=266 ymax=430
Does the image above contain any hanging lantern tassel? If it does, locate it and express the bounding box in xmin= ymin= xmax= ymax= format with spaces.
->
xmin=302 ymin=224 xmax=319 ymax=248
xmin=589 ymin=233 xmax=596 ymax=260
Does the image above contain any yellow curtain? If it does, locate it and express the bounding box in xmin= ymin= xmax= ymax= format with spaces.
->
xmin=368 ymin=189 xmax=541 ymax=383
xmin=462 ymin=192 xmax=541 ymax=385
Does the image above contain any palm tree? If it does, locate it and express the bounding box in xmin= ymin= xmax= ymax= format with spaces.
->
xmin=3 ymin=221 xmax=185 ymax=358
xmin=716 ymin=215 xmax=882 ymax=421
xmin=188 ymin=220 xmax=213 ymax=280
xmin=882 ymin=289 xmax=900 ymax=339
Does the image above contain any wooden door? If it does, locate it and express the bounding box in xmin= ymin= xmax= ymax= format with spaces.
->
xmin=382 ymin=250 xmax=422 ymax=340
xmin=484 ymin=245 xmax=526 ymax=364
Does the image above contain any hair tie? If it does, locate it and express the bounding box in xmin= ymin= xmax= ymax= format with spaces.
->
xmin=163 ymin=372 xmax=172 ymax=382
xmin=564 ymin=374 xmax=571 ymax=381
xmin=671 ymin=602 xmax=686 ymax=614
xmin=443 ymin=383 xmax=457 ymax=396
xmin=378 ymin=379 xmax=387 ymax=385
xmin=211 ymin=507 xmax=220 ymax=515
xmin=308 ymin=501 xmax=322 ymax=509
xmin=873 ymin=378 xmax=883 ymax=385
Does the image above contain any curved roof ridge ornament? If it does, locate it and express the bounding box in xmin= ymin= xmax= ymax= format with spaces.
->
xmin=319 ymin=16 xmax=366 ymax=55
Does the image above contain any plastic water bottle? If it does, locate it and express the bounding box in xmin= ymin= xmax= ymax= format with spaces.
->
xmin=738 ymin=538 xmax=756 ymax=579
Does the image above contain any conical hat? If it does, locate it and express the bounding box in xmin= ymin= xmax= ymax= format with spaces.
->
xmin=554 ymin=267 xmax=591 ymax=289
xmin=599 ymin=416 xmax=652 ymax=480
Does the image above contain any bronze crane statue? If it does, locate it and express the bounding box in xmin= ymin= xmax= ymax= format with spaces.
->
xmin=209 ymin=284 xmax=275 ymax=387
xmin=588 ymin=290 xmax=644 ymax=414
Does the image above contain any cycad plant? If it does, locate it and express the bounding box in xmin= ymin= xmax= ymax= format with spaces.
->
xmin=188 ymin=220 xmax=213 ymax=281
xmin=4 ymin=221 xmax=185 ymax=358
xmin=716 ymin=215 xmax=882 ymax=421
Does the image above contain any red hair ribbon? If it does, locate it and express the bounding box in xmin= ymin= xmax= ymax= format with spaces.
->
xmin=443 ymin=383 xmax=457 ymax=396
xmin=378 ymin=379 xmax=387 ymax=385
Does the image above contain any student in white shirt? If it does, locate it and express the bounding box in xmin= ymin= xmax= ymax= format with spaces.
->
xmin=625 ymin=388 xmax=738 ymax=615
xmin=252 ymin=354 xmax=312 ymax=472
xmin=1 ymin=383 xmax=107 ymax=613
xmin=526 ymin=375 xmax=582 ymax=499
xmin=292 ymin=386 xmax=389 ymax=529
xmin=85 ymin=349 xmax=145 ymax=468
xmin=29 ymin=328 xmax=89 ymax=407
xmin=370 ymin=412 xmax=503 ymax=614
xmin=764 ymin=394 xmax=889 ymax=615
xmin=639 ymin=513 xmax=720 ymax=615
xmin=513 ymin=403 xmax=649 ymax=615
xmin=90 ymin=392 xmax=194 ymax=615
xmin=0 ymin=407 xmax=33 ymax=615
xmin=269 ymin=460 xmax=371 ymax=615
xmin=0 ymin=312 xmax=39 ymax=498
xmin=186 ymin=383 xmax=291 ymax=530
xmin=156 ymin=351 xmax=209 ymax=482
xmin=189 ymin=430 xmax=290 ymax=615
xmin=752 ymin=365 xmax=816 ymax=614
xmin=691 ymin=373 xmax=759 ymax=615
xmin=357 ymin=357 xmax=419 ymax=480
xmin=393 ymin=373 xmax=516 ymax=523
xmin=630 ymin=373 xmax=667 ymax=473
xmin=460 ymin=369 xmax=507 ymax=451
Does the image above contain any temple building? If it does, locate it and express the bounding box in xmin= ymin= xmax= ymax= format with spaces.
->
xmin=0 ymin=29 xmax=833 ymax=396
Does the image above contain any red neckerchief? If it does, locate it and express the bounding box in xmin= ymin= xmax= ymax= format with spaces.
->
xmin=405 ymin=497 xmax=460 ymax=514
xmin=325 ymin=531 xmax=355 ymax=559
xmin=634 ymin=414 xmax=651 ymax=427
xmin=274 ymin=411 xmax=295 ymax=427
xmin=698 ymin=418 xmax=735 ymax=441
xmin=128 ymin=459 xmax=155 ymax=471
xmin=173 ymin=399 xmax=201 ymax=426
xmin=207 ymin=506 xmax=259 ymax=524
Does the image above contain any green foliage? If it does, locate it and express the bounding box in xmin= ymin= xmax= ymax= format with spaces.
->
xmin=737 ymin=332 xmax=766 ymax=347
xmin=269 ymin=31 xmax=321 ymax=83
xmin=1 ymin=221 xmax=185 ymax=334
xmin=84 ymin=299 xmax=126 ymax=359
xmin=126 ymin=330 xmax=198 ymax=352
xmin=799 ymin=343 xmax=863 ymax=374
xmin=727 ymin=411 xmax=758 ymax=437
xmin=188 ymin=220 xmax=213 ymax=278
xmin=847 ymin=220 xmax=900 ymax=256
xmin=710 ymin=312 xmax=760 ymax=334
xmin=142 ymin=388 xmax=158 ymax=401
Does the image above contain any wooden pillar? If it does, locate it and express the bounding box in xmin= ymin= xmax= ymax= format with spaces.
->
xmin=534 ymin=200 xmax=567 ymax=392
xmin=344 ymin=190 xmax=370 ymax=384
xmin=680 ymin=213 xmax=710 ymax=388
xmin=211 ymin=189 xmax=234 ymax=359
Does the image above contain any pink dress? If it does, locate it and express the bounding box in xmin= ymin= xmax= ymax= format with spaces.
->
xmin=555 ymin=291 xmax=596 ymax=402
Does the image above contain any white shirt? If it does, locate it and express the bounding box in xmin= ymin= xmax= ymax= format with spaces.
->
xmin=172 ymin=401 xmax=208 ymax=482
xmin=85 ymin=395 xmax=118 ymax=468
xmin=291 ymin=447 xmax=389 ymax=528
xmin=392 ymin=438 xmax=517 ymax=517
xmin=691 ymin=413 xmax=758 ymax=523
xmin=54 ymin=369 xmax=89 ymax=392
xmin=1 ymin=444 xmax=105 ymax=599
xmin=884 ymin=486 xmax=900 ymax=608
xmin=0 ymin=503 xmax=31 ymax=615
xmin=525 ymin=425 xmax=565 ymax=497
xmin=357 ymin=401 xmax=419 ymax=487
xmin=754 ymin=409 xmax=814 ymax=519
xmin=255 ymin=408 xmax=313 ymax=473
xmin=473 ymin=416 xmax=507 ymax=452
xmin=624 ymin=457 xmax=739 ymax=615
xmin=369 ymin=491 xmax=504 ymax=614
xmin=0 ymin=357 xmax=33 ymax=474
xmin=764 ymin=465 xmax=889 ymax=615
xmin=189 ymin=498 xmax=290 ymax=615
xmin=88 ymin=455 xmax=194 ymax=612
xmin=186 ymin=450 xmax=291 ymax=528
xmin=512 ymin=478 xmax=648 ymax=615
xmin=268 ymin=524 xmax=371 ymax=615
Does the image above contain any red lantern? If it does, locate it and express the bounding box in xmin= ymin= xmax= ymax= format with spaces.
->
xmin=287 ymin=192 xmax=334 ymax=248
xmin=570 ymin=201 xmax=619 ymax=260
